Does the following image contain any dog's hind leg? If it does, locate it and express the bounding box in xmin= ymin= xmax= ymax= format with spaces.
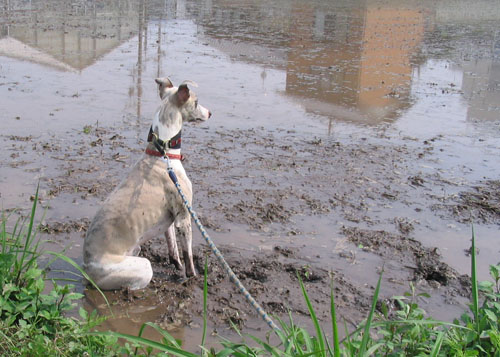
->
xmin=85 ymin=255 xmax=153 ymax=290
xmin=165 ymin=224 xmax=183 ymax=270
xmin=175 ymin=216 xmax=196 ymax=277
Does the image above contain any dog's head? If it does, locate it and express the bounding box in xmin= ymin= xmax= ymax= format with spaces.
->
xmin=155 ymin=77 xmax=211 ymax=122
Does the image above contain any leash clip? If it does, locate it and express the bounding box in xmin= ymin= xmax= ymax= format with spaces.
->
xmin=162 ymin=156 xmax=179 ymax=185
xmin=162 ymin=156 xmax=172 ymax=170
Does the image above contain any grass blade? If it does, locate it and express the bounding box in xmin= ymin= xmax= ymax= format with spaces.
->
xmin=15 ymin=184 xmax=39 ymax=284
xmin=324 ymin=333 xmax=334 ymax=357
xmin=298 ymin=272 xmax=326 ymax=356
xmin=140 ymin=322 xmax=183 ymax=347
xmin=246 ymin=334 xmax=282 ymax=356
xmin=101 ymin=331 xmax=197 ymax=356
xmin=470 ymin=225 xmax=480 ymax=337
xmin=343 ymin=320 xmax=354 ymax=356
xmin=330 ymin=275 xmax=340 ymax=357
xmin=1 ymin=211 xmax=7 ymax=253
xmin=45 ymin=251 xmax=112 ymax=313
xmin=300 ymin=327 xmax=315 ymax=353
xmin=359 ymin=267 xmax=384 ymax=356
xmin=430 ymin=331 xmax=445 ymax=357
xmin=365 ymin=342 xmax=384 ymax=356
xmin=134 ymin=323 xmax=148 ymax=356
xmin=201 ymin=256 xmax=208 ymax=354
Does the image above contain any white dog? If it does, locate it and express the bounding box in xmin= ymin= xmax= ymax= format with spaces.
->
xmin=83 ymin=77 xmax=211 ymax=290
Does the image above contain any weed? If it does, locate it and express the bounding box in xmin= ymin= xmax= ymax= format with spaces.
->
xmin=442 ymin=229 xmax=500 ymax=355
xmin=0 ymin=188 xmax=130 ymax=356
xmin=83 ymin=124 xmax=92 ymax=134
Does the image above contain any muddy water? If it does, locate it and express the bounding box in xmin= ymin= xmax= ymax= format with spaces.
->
xmin=2 ymin=0 xmax=500 ymax=351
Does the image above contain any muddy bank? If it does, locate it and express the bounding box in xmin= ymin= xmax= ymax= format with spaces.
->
xmin=23 ymin=121 xmax=487 ymax=335
xmin=139 ymin=241 xmax=369 ymax=331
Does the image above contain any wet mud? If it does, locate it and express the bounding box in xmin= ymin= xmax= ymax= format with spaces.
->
xmin=32 ymin=123 xmax=484 ymax=335
xmin=433 ymin=180 xmax=500 ymax=224
xmin=140 ymin=242 xmax=368 ymax=331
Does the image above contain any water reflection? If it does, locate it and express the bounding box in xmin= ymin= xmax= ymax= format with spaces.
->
xmin=188 ymin=0 xmax=500 ymax=128
xmin=0 ymin=0 xmax=168 ymax=118
xmin=136 ymin=0 xmax=146 ymax=118
xmin=190 ymin=0 xmax=428 ymax=125
xmin=132 ymin=0 xmax=168 ymax=118
xmin=463 ymin=57 xmax=500 ymax=122
xmin=0 ymin=0 xmax=138 ymax=71
xmin=83 ymin=288 xmax=186 ymax=344
xmin=3 ymin=0 xmax=499 ymax=128
xmin=286 ymin=4 xmax=426 ymax=125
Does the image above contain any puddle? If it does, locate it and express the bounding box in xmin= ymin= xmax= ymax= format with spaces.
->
xmin=2 ymin=0 xmax=500 ymax=352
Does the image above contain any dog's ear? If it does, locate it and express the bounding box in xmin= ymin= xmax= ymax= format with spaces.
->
xmin=155 ymin=77 xmax=173 ymax=87
xmin=176 ymin=84 xmax=190 ymax=105
xmin=180 ymin=80 xmax=198 ymax=88
xmin=176 ymin=80 xmax=197 ymax=105
xmin=155 ymin=77 xmax=173 ymax=99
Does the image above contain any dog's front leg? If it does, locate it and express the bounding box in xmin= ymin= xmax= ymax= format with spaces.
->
xmin=165 ymin=224 xmax=183 ymax=270
xmin=175 ymin=216 xmax=196 ymax=277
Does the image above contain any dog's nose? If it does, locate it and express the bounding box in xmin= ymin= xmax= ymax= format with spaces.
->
xmin=208 ymin=111 xmax=212 ymax=118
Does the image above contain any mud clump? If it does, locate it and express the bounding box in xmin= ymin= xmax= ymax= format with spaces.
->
xmin=433 ymin=180 xmax=500 ymax=225
xmin=413 ymin=248 xmax=457 ymax=286
xmin=40 ymin=219 xmax=90 ymax=234
xmin=342 ymin=226 xmax=467 ymax=289
xmin=342 ymin=226 xmax=410 ymax=257
xmin=226 ymin=199 xmax=294 ymax=229
xmin=458 ymin=180 xmax=500 ymax=223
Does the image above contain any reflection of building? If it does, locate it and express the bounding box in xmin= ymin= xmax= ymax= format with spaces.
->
xmin=286 ymin=4 xmax=426 ymax=123
xmin=190 ymin=0 xmax=427 ymax=125
xmin=435 ymin=0 xmax=500 ymax=22
xmin=431 ymin=0 xmax=500 ymax=124
xmin=462 ymin=57 xmax=500 ymax=122
xmin=0 ymin=0 xmax=139 ymax=71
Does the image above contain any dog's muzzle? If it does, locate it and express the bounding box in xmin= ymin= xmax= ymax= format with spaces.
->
xmin=193 ymin=105 xmax=211 ymax=121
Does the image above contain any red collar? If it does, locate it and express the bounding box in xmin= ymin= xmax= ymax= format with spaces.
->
xmin=145 ymin=148 xmax=184 ymax=161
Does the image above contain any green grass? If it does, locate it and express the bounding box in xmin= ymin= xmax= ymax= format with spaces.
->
xmin=330 ymin=277 xmax=340 ymax=357
xmin=0 ymin=188 xmax=133 ymax=356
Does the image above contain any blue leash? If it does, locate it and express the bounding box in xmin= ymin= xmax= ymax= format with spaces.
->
xmin=163 ymin=157 xmax=280 ymax=332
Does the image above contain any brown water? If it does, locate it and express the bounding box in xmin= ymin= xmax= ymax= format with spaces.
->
xmin=2 ymin=0 xmax=500 ymax=352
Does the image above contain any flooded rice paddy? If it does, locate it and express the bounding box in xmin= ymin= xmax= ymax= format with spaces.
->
xmin=1 ymin=0 xmax=500 ymax=350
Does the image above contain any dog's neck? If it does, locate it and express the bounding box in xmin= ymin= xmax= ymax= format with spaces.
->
xmin=148 ymin=98 xmax=183 ymax=156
